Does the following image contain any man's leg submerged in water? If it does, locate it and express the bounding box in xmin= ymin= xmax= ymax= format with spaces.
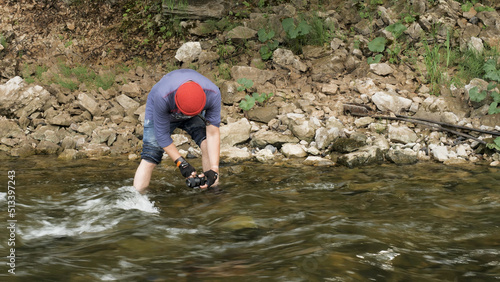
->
xmin=134 ymin=159 xmax=157 ymax=193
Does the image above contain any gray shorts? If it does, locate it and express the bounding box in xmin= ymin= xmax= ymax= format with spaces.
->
xmin=140 ymin=116 xmax=207 ymax=164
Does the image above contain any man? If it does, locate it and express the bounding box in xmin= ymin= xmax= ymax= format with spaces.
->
xmin=133 ymin=69 xmax=221 ymax=193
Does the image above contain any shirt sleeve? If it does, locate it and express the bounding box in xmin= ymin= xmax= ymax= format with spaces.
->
xmin=152 ymin=94 xmax=173 ymax=148
xmin=204 ymin=89 xmax=222 ymax=127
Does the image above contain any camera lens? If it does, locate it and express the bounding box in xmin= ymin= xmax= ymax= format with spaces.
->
xmin=186 ymin=176 xmax=206 ymax=188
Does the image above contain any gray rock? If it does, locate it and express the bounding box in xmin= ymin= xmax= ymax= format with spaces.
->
xmin=226 ymin=26 xmax=257 ymax=41
xmin=175 ymin=42 xmax=202 ymax=63
xmin=10 ymin=144 xmax=36 ymax=157
xmin=0 ymin=118 xmax=24 ymax=140
xmin=370 ymin=63 xmax=394 ymax=76
xmin=36 ymin=140 xmax=60 ymax=155
xmin=0 ymin=77 xmax=52 ymax=118
xmin=388 ymin=125 xmax=418 ymax=144
xmin=47 ymin=111 xmax=72 ymax=126
xmin=220 ymin=118 xmax=251 ymax=147
xmin=250 ymin=130 xmax=299 ymax=148
xmin=231 ymin=66 xmax=275 ymax=85
xmin=116 ymin=94 xmax=140 ymax=113
xmin=337 ymin=146 xmax=384 ymax=168
xmin=315 ymin=126 xmax=343 ymax=150
xmin=303 ymin=156 xmax=335 ymax=166
xmin=77 ymin=93 xmax=101 ymax=116
xmin=255 ymin=147 xmax=276 ymax=163
xmin=220 ymin=146 xmax=252 ymax=163
xmin=162 ymin=0 xmax=227 ymax=19
xmin=121 ymin=83 xmax=141 ymax=98
xmin=385 ymin=148 xmax=418 ymax=164
xmin=371 ymin=91 xmax=412 ymax=113
xmin=247 ymin=106 xmax=278 ymax=124
xmin=281 ymin=143 xmax=307 ymax=158
xmin=286 ymin=113 xmax=320 ymax=142
xmin=220 ymin=80 xmax=246 ymax=105
xmin=58 ymin=149 xmax=85 ymax=160
xmin=272 ymin=48 xmax=308 ymax=72
xmin=331 ymin=137 xmax=365 ymax=153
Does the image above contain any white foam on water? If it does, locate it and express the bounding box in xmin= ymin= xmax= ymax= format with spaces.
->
xmin=114 ymin=186 xmax=159 ymax=214
xmin=19 ymin=185 xmax=159 ymax=241
xmin=72 ymin=186 xmax=159 ymax=214
xmin=159 ymin=226 xmax=200 ymax=239
xmin=0 ymin=192 xmax=6 ymax=202
xmin=357 ymin=248 xmax=400 ymax=271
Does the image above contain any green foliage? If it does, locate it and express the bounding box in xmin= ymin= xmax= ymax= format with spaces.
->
xmin=306 ymin=13 xmax=335 ymax=46
xmin=281 ymin=13 xmax=335 ymax=54
xmin=484 ymin=59 xmax=500 ymax=82
xmin=368 ymin=37 xmax=386 ymax=53
xmin=385 ymin=23 xmax=407 ymax=40
xmin=258 ymin=28 xmax=274 ymax=43
xmin=367 ymin=37 xmax=386 ymax=64
xmin=475 ymin=6 xmax=495 ymax=12
xmin=52 ymin=63 xmax=116 ymax=91
xmin=22 ymin=64 xmax=48 ymax=84
xmin=461 ymin=1 xmax=474 ymax=12
xmin=0 ymin=33 xmax=7 ymax=49
xmin=468 ymin=86 xmax=489 ymax=102
xmin=257 ymin=28 xmax=279 ymax=60
xmin=237 ymin=78 xmax=254 ymax=91
xmin=469 ymin=66 xmax=500 ymax=116
xmin=239 ymin=92 xmax=273 ymax=111
xmin=239 ymin=94 xmax=256 ymax=111
xmin=367 ymin=54 xmax=383 ymax=64
xmin=282 ymin=18 xmax=312 ymax=39
xmin=237 ymin=78 xmax=273 ymax=111
xmin=486 ymin=137 xmax=500 ymax=151
xmin=163 ymin=0 xmax=188 ymax=11
xmin=456 ymin=48 xmax=487 ymax=82
xmin=254 ymin=92 xmax=273 ymax=103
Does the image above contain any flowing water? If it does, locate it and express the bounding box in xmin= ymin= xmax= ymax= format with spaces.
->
xmin=0 ymin=155 xmax=499 ymax=281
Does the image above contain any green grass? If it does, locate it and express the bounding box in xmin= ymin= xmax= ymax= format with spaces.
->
xmin=0 ymin=33 xmax=7 ymax=49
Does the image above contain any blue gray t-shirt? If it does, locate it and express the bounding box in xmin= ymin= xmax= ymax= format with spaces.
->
xmin=144 ymin=69 xmax=221 ymax=148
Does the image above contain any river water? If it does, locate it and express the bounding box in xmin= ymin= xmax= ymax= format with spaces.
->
xmin=0 ymin=155 xmax=499 ymax=281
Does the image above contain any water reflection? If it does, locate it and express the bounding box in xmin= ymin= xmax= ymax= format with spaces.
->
xmin=0 ymin=156 xmax=498 ymax=281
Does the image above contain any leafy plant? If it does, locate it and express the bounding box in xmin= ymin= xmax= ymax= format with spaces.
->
xmin=469 ymin=82 xmax=500 ymax=115
xmin=475 ymin=6 xmax=495 ymax=12
xmin=486 ymin=137 xmax=500 ymax=151
xmin=237 ymin=78 xmax=273 ymax=111
xmin=237 ymin=78 xmax=254 ymax=91
xmin=0 ymin=33 xmax=7 ymax=49
xmin=239 ymin=92 xmax=273 ymax=111
xmin=282 ymin=18 xmax=312 ymax=39
xmin=306 ymin=12 xmax=335 ymax=46
xmin=239 ymin=94 xmax=256 ymax=111
xmin=484 ymin=59 xmax=500 ymax=82
xmin=257 ymin=28 xmax=279 ymax=60
xmin=386 ymin=23 xmax=407 ymax=40
xmin=367 ymin=37 xmax=386 ymax=64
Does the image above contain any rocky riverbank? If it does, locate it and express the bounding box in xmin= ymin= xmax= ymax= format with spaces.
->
xmin=0 ymin=0 xmax=499 ymax=167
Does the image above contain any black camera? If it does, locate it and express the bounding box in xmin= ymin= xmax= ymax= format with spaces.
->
xmin=186 ymin=176 xmax=206 ymax=189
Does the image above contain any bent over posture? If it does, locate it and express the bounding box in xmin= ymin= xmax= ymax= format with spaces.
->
xmin=133 ymin=69 xmax=221 ymax=193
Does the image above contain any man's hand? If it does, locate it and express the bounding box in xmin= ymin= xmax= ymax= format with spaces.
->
xmin=203 ymin=170 xmax=218 ymax=188
xmin=175 ymin=157 xmax=196 ymax=178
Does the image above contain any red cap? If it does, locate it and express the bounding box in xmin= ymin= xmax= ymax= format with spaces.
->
xmin=175 ymin=81 xmax=206 ymax=116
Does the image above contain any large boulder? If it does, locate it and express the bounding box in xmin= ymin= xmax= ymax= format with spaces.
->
xmin=371 ymin=91 xmax=412 ymax=114
xmin=250 ymin=130 xmax=299 ymax=148
xmin=285 ymin=113 xmax=321 ymax=142
xmin=175 ymin=42 xmax=202 ymax=63
xmin=0 ymin=77 xmax=52 ymax=119
xmin=231 ymin=66 xmax=275 ymax=85
xmin=220 ymin=118 xmax=251 ymax=146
